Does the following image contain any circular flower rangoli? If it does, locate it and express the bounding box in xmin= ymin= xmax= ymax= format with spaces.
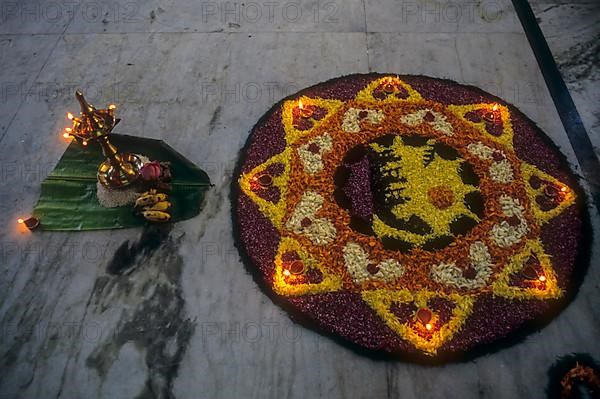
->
xmin=233 ymin=74 xmax=588 ymax=360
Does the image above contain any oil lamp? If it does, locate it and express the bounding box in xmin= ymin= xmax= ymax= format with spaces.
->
xmin=483 ymin=104 xmax=499 ymax=123
xmin=66 ymin=90 xmax=142 ymax=188
xmin=17 ymin=216 xmax=39 ymax=230
xmin=416 ymin=308 xmax=433 ymax=331
xmin=544 ymin=184 xmax=559 ymax=198
xmin=282 ymin=259 xmax=305 ymax=277
xmin=289 ymin=260 xmax=305 ymax=275
xmin=297 ymin=99 xmax=313 ymax=118
xmin=255 ymin=173 xmax=273 ymax=187
xmin=383 ymin=77 xmax=395 ymax=94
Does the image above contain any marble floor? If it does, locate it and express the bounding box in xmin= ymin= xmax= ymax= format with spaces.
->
xmin=531 ymin=0 xmax=600 ymax=157
xmin=0 ymin=1 xmax=598 ymax=398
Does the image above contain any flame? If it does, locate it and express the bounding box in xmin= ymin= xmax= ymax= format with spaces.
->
xmin=82 ymin=140 xmax=88 ymax=146
xmin=67 ymin=112 xmax=74 ymax=120
xmin=108 ymin=104 xmax=116 ymax=110
xmin=492 ymin=104 xmax=499 ymax=111
xmin=538 ymin=275 xmax=546 ymax=282
xmin=63 ymin=132 xmax=70 ymax=139
xmin=298 ymin=99 xmax=304 ymax=109
xmin=425 ymin=323 xmax=432 ymax=331
xmin=17 ymin=218 xmax=24 ymax=224
xmin=283 ymin=269 xmax=291 ymax=276
xmin=560 ymin=186 xmax=568 ymax=193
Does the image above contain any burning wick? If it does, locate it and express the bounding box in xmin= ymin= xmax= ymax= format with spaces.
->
xmin=282 ymin=269 xmax=291 ymax=276
xmin=108 ymin=104 xmax=116 ymax=110
xmin=67 ymin=112 xmax=74 ymax=120
xmin=538 ymin=275 xmax=546 ymax=282
xmin=82 ymin=140 xmax=88 ymax=146
xmin=17 ymin=218 xmax=24 ymax=224
xmin=425 ymin=323 xmax=432 ymax=331
xmin=560 ymin=186 xmax=568 ymax=193
xmin=492 ymin=104 xmax=499 ymax=111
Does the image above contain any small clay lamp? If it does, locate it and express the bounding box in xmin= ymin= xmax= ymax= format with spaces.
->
xmin=383 ymin=80 xmax=395 ymax=94
xmin=18 ymin=217 xmax=40 ymax=230
xmin=521 ymin=256 xmax=544 ymax=281
xmin=483 ymin=104 xmax=499 ymax=123
xmin=544 ymin=185 xmax=559 ymax=198
xmin=298 ymin=99 xmax=313 ymax=118
xmin=416 ymin=308 xmax=433 ymax=331
xmin=256 ymin=173 xmax=273 ymax=188
xmin=289 ymin=260 xmax=305 ymax=275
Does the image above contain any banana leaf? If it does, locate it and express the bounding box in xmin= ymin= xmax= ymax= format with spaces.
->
xmin=33 ymin=134 xmax=211 ymax=231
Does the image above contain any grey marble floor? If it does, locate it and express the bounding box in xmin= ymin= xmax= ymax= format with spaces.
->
xmin=0 ymin=1 xmax=598 ymax=398
xmin=531 ymin=0 xmax=600 ymax=157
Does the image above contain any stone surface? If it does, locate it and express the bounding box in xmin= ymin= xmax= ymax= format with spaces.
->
xmin=0 ymin=1 xmax=598 ymax=399
xmin=531 ymin=1 xmax=600 ymax=157
xmin=365 ymin=0 xmax=522 ymax=33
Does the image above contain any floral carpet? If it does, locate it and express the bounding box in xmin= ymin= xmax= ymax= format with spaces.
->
xmin=232 ymin=74 xmax=590 ymax=362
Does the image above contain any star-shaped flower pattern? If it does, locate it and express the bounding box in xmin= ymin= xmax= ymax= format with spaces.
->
xmin=238 ymin=76 xmax=577 ymax=356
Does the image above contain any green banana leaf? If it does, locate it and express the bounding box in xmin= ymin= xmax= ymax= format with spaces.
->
xmin=33 ymin=134 xmax=211 ymax=231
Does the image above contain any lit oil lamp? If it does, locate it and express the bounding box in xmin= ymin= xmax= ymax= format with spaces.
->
xmin=416 ymin=308 xmax=433 ymax=331
xmin=297 ymin=99 xmax=313 ymax=118
xmin=289 ymin=260 xmax=305 ymax=275
xmin=521 ymin=256 xmax=546 ymax=283
xmin=283 ymin=260 xmax=305 ymax=277
xmin=62 ymin=127 xmax=73 ymax=139
xmin=483 ymin=104 xmax=499 ymax=123
xmin=65 ymin=90 xmax=142 ymax=188
xmin=17 ymin=216 xmax=39 ymax=230
xmin=383 ymin=77 xmax=395 ymax=94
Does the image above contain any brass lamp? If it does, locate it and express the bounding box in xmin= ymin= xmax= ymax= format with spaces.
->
xmin=66 ymin=90 xmax=142 ymax=188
